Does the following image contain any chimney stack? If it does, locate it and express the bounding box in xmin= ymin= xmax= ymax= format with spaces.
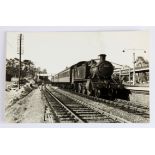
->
xmin=99 ymin=54 xmax=106 ymax=63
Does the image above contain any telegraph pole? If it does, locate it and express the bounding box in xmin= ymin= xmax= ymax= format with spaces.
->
xmin=17 ymin=33 xmax=24 ymax=89
xmin=19 ymin=34 xmax=22 ymax=89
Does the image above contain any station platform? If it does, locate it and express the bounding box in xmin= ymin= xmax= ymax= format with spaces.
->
xmin=125 ymin=86 xmax=149 ymax=91
xmin=124 ymin=86 xmax=149 ymax=106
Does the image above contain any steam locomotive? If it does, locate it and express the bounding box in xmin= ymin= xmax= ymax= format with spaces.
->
xmin=51 ymin=54 xmax=129 ymax=100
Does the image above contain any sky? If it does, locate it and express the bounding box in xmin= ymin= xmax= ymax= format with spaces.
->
xmin=6 ymin=31 xmax=149 ymax=74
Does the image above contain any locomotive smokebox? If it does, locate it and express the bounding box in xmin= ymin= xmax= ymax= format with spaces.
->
xmin=97 ymin=54 xmax=114 ymax=79
xmin=89 ymin=54 xmax=114 ymax=80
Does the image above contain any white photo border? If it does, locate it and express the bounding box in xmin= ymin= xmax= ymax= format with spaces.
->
xmin=0 ymin=26 xmax=154 ymax=128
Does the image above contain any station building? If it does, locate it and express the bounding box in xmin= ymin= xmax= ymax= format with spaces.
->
xmin=113 ymin=57 xmax=149 ymax=86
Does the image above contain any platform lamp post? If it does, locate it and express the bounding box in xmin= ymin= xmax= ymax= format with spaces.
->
xmin=122 ymin=49 xmax=146 ymax=86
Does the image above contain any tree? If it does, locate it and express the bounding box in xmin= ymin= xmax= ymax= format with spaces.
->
xmin=6 ymin=58 xmax=36 ymax=81
xmin=6 ymin=58 xmax=19 ymax=79
xmin=23 ymin=59 xmax=35 ymax=77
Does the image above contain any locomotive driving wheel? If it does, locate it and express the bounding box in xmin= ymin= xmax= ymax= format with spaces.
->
xmin=82 ymin=86 xmax=87 ymax=94
xmin=108 ymin=88 xmax=114 ymax=99
xmin=94 ymin=88 xmax=101 ymax=98
xmin=86 ymin=89 xmax=92 ymax=96
xmin=78 ymin=83 xmax=82 ymax=93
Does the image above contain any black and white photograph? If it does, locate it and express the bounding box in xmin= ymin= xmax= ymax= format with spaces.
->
xmin=1 ymin=1 xmax=155 ymax=155
xmin=5 ymin=31 xmax=149 ymax=123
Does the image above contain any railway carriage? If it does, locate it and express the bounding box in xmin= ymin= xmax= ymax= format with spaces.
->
xmin=52 ymin=67 xmax=72 ymax=89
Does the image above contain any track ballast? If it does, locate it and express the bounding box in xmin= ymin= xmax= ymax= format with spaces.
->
xmin=42 ymin=86 xmax=130 ymax=123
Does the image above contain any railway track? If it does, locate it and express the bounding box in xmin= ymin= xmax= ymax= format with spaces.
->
xmin=59 ymin=88 xmax=149 ymax=118
xmin=42 ymin=87 xmax=131 ymax=123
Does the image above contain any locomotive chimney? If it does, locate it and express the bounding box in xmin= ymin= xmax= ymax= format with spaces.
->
xmin=99 ymin=54 xmax=106 ymax=63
